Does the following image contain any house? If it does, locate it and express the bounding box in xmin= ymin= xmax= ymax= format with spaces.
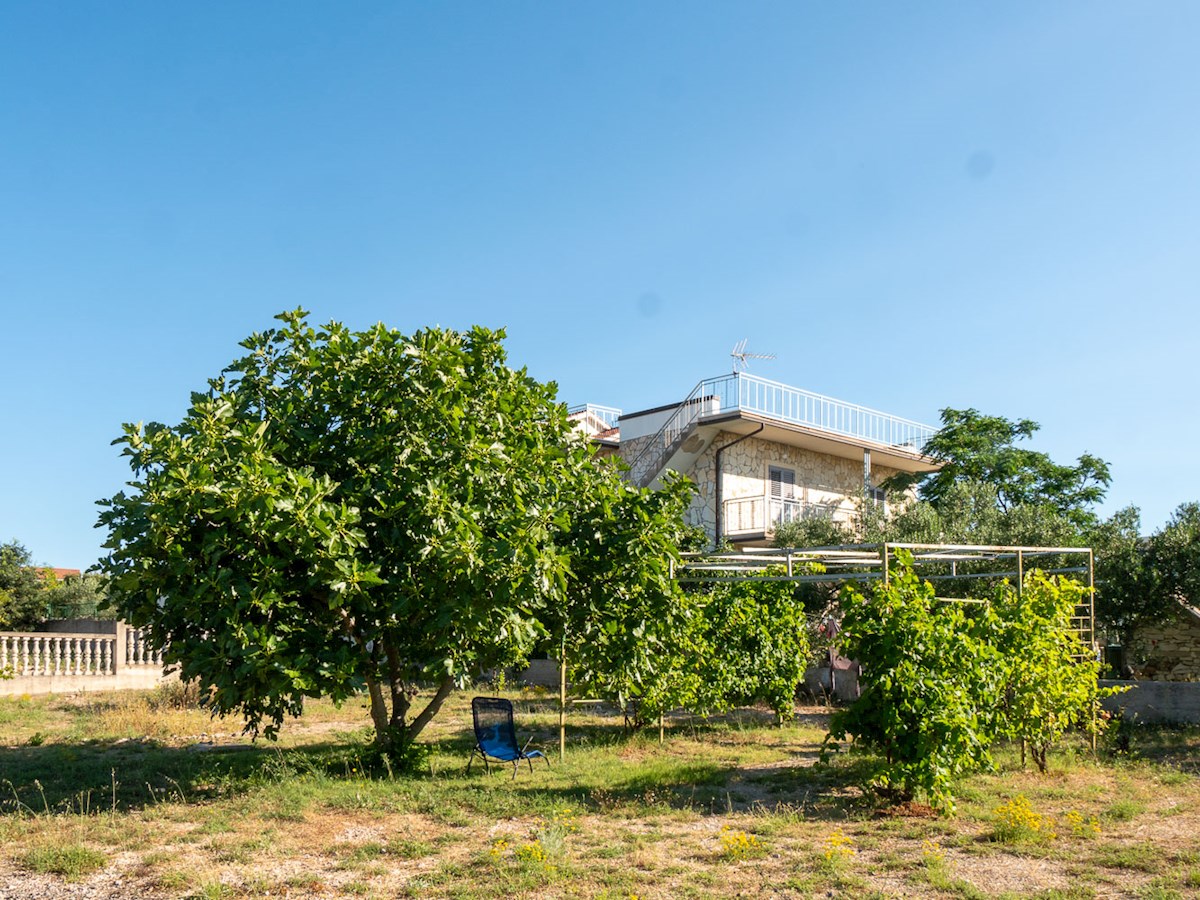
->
xmin=570 ymin=371 xmax=940 ymax=547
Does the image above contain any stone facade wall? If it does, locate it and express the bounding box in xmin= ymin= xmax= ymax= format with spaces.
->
xmin=618 ymin=434 xmax=658 ymax=485
xmin=1129 ymin=606 xmax=1200 ymax=681
xmin=682 ymin=432 xmax=907 ymax=544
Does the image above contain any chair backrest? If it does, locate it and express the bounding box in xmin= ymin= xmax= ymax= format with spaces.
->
xmin=472 ymin=696 xmax=519 ymax=759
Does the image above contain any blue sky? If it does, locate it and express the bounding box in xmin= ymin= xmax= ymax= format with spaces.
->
xmin=2 ymin=2 xmax=1197 ymax=568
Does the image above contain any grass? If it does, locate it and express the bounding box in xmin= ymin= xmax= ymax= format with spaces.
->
xmin=0 ymin=689 xmax=1198 ymax=898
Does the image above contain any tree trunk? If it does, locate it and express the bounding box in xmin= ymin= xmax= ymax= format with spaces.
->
xmin=405 ymin=676 xmax=455 ymax=742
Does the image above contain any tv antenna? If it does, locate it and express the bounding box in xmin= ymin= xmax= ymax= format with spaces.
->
xmin=730 ymin=339 xmax=776 ymax=373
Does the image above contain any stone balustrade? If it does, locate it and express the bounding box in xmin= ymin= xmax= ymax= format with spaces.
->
xmin=0 ymin=623 xmax=169 ymax=696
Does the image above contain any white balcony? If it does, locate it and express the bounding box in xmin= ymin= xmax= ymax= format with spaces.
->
xmin=722 ymin=495 xmax=851 ymax=538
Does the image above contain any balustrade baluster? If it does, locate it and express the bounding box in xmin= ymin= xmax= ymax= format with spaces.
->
xmin=53 ymin=637 xmax=62 ymax=675
xmin=72 ymin=637 xmax=81 ymax=675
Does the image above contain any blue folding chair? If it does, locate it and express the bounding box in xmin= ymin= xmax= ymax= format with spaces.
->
xmin=467 ymin=696 xmax=549 ymax=779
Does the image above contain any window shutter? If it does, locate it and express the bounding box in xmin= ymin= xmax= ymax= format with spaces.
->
xmin=769 ymin=466 xmax=795 ymax=499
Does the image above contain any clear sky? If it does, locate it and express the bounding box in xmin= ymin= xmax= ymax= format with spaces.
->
xmin=2 ymin=2 xmax=1197 ymax=569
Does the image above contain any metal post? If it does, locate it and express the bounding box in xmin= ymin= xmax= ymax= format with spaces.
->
xmin=1089 ymin=548 xmax=1097 ymax=753
xmin=559 ymin=634 xmax=567 ymax=763
xmin=1017 ymin=550 xmax=1024 ymax=595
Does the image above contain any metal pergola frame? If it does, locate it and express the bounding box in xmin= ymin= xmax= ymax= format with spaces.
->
xmin=676 ymin=542 xmax=1096 ymax=650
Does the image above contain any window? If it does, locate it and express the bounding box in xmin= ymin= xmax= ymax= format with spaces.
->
xmin=866 ymin=485 xmax=887 ymax=511
xmin=768 ymin=466 xmax=795 ymax=499
xmin=768 ymin=466 xmax=798 ymax=526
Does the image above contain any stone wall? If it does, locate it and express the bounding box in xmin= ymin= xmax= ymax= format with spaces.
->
xmin=1129 ymin=604 xmax=1200 ymax=681
xmin=683 ymin=432 xmax=907 ymax=543
xmin=618 ymin=434 xmax=658 ymax=485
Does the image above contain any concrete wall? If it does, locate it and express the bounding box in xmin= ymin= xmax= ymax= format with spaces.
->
xmin=1 ymin=668 xmax=171 ymax=696
xmin=516 ymin=658 xmax=562 ymax=688
xmin=1 ymin=622 xmax=168 ymax=696
xmin=1101 ymin=679 xmax=1200 ymax=724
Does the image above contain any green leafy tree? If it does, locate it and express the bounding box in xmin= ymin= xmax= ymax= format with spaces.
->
xmin=885 ymin=409 xmax=1111 ymax=529
xmin=0 ymin=541 xmax=50 ymax=630
xmin=1088 ymin=506 xmax=1156 ymax=646
xmin=100 ymin=311 xmax=678 ymax=752
xmin=1149 ymin=502 xmax=1200 ymax=609
xmin=548 ymin=465 xmax=696 ymax=725
xmin=43 ymin=574 xmax=109 ymax=620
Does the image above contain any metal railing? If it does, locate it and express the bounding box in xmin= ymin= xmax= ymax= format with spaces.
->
xmin=628 ymin=372 xmax=936 ymax=487
xmin=566 ymin=403 xmax=623 ymax=430
xmin=723 ymin=496 xmax=852 ymax=536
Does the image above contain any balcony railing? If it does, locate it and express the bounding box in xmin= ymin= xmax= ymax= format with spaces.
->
xmin=566 ymin=403 xmax=623 ymax=431
xmin=723 ymin=495 xmax=853 ymax=537
xmin=628 ymin=372 xmax=936 ymax=487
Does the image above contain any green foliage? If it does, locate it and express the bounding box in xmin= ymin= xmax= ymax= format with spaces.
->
xmin=41 ymin=573 xmax=109 ymax=619
xmin=98 ymin=310 xmax=688 ymax=750
xmin=828 ymin=554 xmax=1107 ymax=811
xmin=1149 ymin=502 xmax=1200 ymax=609
xmin=989 ymin=572 xmax=1108 ymax=771
xmin=574 ymin=572 xmax=810 ymax=726
xmin=686 ymin=575 xmax=811 ymax=723
xmin=550 ymin=465 xmax=694 ymax=723
xmin=0 ymin=540 xmax=49 ymax=629
xmin=827 ymin=554 xmax=1001 ymax=811
xmin=1088 ymin=502 xmax=1200 ymax=649
xmin=885 ymin=408 xmax=1111 ymax=529
xmin=876 ymin=480 xmax=1081 ymax=549
xmin=772 ymin=516 xmax=855 ymax=550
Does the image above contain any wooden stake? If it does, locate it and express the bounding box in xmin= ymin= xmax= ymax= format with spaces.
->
xmin=558 ymin=635 xmax=567 ymax=763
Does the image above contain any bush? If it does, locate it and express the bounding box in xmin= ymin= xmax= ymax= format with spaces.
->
xmin=826 ymin=553 xmax=1107 ymax=811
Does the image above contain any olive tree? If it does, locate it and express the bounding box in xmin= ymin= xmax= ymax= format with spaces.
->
xmin=99 ymin=311 xmax=681 ymax=753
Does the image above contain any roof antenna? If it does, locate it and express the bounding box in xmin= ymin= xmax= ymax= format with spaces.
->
xmin=730 ymin=339 xmax=776 ymax=373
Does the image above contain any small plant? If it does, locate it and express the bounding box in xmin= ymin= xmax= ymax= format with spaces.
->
xmin=718 ymin=825 xmax=766 ymax=860
xmin=991 ymin=795 xmax=1057 ymax=843
xmin=515 ymin=841 xmax=547 ymax=863
xmin=1064 ymin=809 xmax=1102 ymax=838
xmin=21 ymin=844 xmax=108 ymax=880
xmin=823 ymin=828 xmax=857 ymax=860
xmin=921 ymin=839 xmax=945 ymax=863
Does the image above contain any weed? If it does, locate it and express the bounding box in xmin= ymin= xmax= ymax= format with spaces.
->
xmin=990 ymin=795 xmax=1057 ymax=843
xmin=717 ymin=825 xmax=766 ymax=860
xmin=21 ymin=843 xmax=107 ymax=880
xmin=822 ymin=827 xmax=856 ymax=860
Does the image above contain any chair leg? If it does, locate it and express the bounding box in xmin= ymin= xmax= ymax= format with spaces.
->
xmin=511 ymin=761 xmax=519 ymax=781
